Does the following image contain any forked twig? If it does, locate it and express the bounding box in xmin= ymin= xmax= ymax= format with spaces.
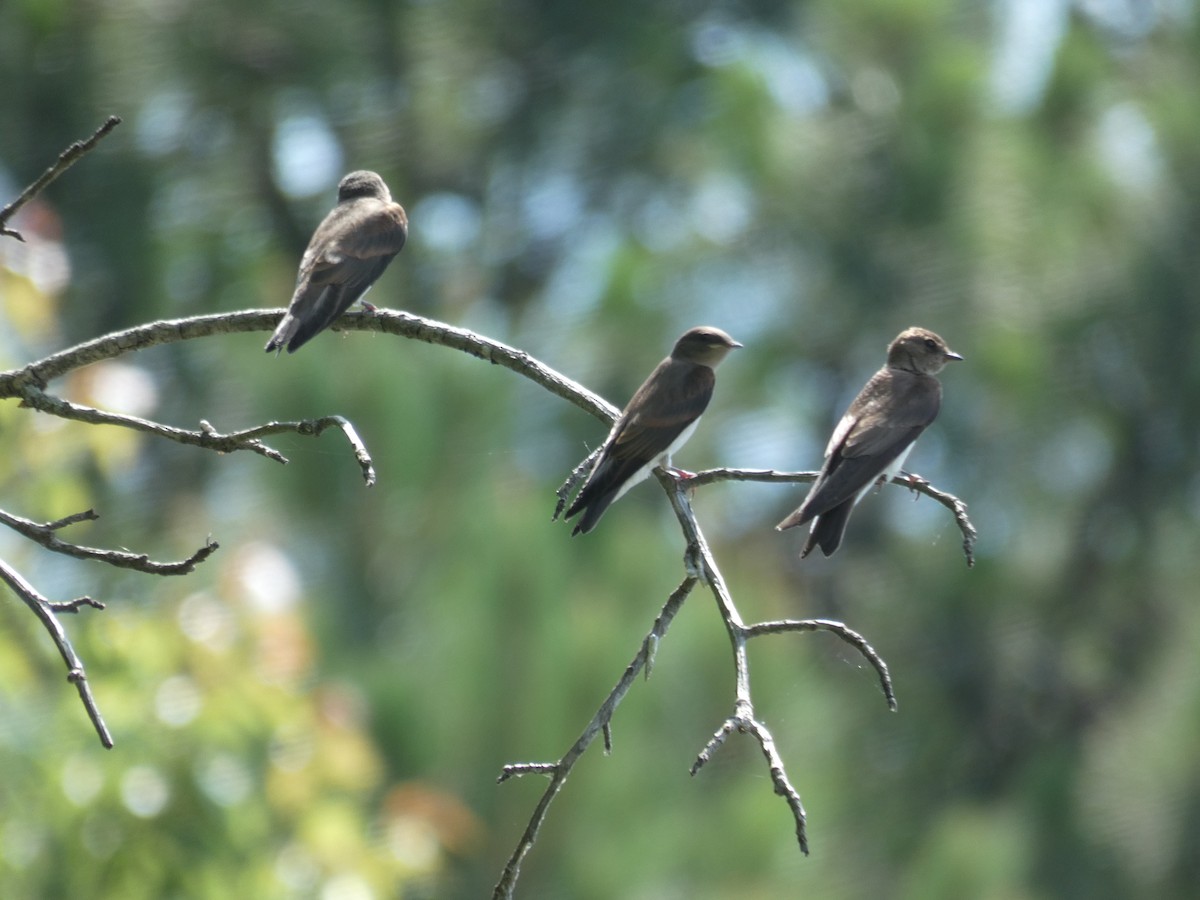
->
xmin=0 ymin=560 xmax=112 ymax=748
xmin=0 ymin=115 xmax=122 ymax=241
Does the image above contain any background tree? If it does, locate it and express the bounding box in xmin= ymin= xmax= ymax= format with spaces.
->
xmin=3 ymin=1 xmax=1200 ymax=898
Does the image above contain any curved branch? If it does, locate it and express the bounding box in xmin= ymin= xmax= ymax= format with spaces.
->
xmin=0 ymin=507 xmax=219 ymax=574
xmin=0 ymin=310 xmax=613 ymax=486
xmin=692 ymin=466 xmax=977 ymax=566
xmin=0 ymin=308 xmax=617 ymax=424
xmin=744 ymin=618 xmax=897 ymax=711
xmin=496 ymin=464 xmax=908 ymax=892
xmin=0 ymin=559 xmax=112 ymax=748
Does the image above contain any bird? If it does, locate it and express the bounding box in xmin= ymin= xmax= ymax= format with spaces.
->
xmin=563 ymin=326 xmax=742 ymax=535
xmin=776 ymin=326 xmax=962 ymax=558
xmin=265 ymin=170 xmax=408 ymax=354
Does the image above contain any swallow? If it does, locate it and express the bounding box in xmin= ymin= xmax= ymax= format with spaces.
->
xmin=266 ymin=170 xmax=407 ymax=354
xmin=777 ymin=326 xmax=962 ymax=557
xmin=564 ymin=326 xmax=742 ymax=535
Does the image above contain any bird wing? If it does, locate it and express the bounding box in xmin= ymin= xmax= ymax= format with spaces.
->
xmin=275 ymin=202 xmax=408 ymax=352
xmin=300 ymin=201 xmax=407 ymax=294
xmin=779 ymin=368 xmax=940 ymax=528
xmin=565 ymin=362 xmax=714 ymax=532
xmin=328 ymin=201 xmax=409 ymax=263
xmin=607 ymin=362 xmax=715 ymax=467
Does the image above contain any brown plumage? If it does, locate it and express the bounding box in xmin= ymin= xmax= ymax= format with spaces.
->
xmin=777 ymin=326 xmax=962 ymax=557
xmin=266 ymin=170 xmax=408 ymax=354
xmin=565 ymin=326 xmax=742 ymax=535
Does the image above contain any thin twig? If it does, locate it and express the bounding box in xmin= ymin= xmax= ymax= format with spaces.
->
xmin=49 ymin=596 xmax=107 ymax=613
xmin=0 ymin=559 xmax=113 ymax=748
xmin=744 ymin=619 xmax=896 ymax=711
xmin=691 ymin=466 xmax=977 ymax=566
xmin=0 ymin=115 xmax=122 ymax=241
xmin=551 ymin=447 xmax=603 ymax=521
xmin=491 ymin=577 xmax=697 ymax=899
xmin=0 ymin=507 xmax=219 ymax=574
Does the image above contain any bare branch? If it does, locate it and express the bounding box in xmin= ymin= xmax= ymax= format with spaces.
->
xmin=658 ymin=478 xmax=814 ymax=854
xmin=551 ymin=447 xmax=603 ymax=522
xmin=495 ymin=407 xmax=972 ymax=890
xmin=688 ymin=466 xmax=819 ymax=489
xmin=492 ymin=577 xmax=697 ymax=899
xmin=744 ymin=618 xmax=897 ymax=711
xmin=0 ymin=559 xmax=112 ymax=748
xmin=0 ymin=310 xmax=610 ymax=488
xmin=0 ymin=116 xmax=122 ymax=241
xmin=897 ymin=472 xmax=977 ymax=567
xmin=692 ymin=466 xmax=977 ymax=566
xmin=498 ymin=461 xmax=913 ymax=889
xmin=690 ymin=712 xmax=810 ymax=852
xmin=0 ymin=296 xmax=970 ymax=887
xmin=0 ymin=507 xmax=218 ymax=574
xmin=0 ymin=309 xmax=617 ymax=425
xmin=9 ymin=380 xmax=387 ymax=483
xmin=49 ymin=596 xmax=106 ymax=613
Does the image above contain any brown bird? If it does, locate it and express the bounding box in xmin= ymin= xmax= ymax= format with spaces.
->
xmin=777 ymin=326 xmax=962 ymax=557
xmin=564 ymin=326 xmax=742 ymax=535
xmin=266 ymin=170 xmax=408 ymax=354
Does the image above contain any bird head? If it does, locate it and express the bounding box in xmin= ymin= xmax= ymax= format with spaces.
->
xmin=887 ymin=327 xmax=962 ymax=375
xmin=673 ymin=326 xmax=743 ymax=368
xmin=337 ymin=170 xmax=391 ymax=203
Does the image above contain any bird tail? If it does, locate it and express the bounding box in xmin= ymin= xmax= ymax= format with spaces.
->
xmin=265 ymin=314 xmax=299 ymax=354
xmin=775 ymin=503 xmax=813 ymax=532
xmin=799 ymin=501 xmax=855 ymax=558
xmin=565 ymin=487 xmax=617 ymax=536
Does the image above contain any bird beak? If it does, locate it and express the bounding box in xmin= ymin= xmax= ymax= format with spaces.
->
xmin=730 ymin=340 xmax=744 ymax=349
xmin=945 ymin=350 xmax=964 ymax=361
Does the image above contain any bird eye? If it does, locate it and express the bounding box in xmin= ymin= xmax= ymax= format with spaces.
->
xmin=923 ymin=338 xmax=937 ymax=350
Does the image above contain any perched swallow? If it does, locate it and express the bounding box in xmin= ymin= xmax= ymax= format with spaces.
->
xmin=777 ymin=326 xmax=962 ymax=557
xmin=266 ymin=170 xmax=408 ymax=354
xmin=564 ymin=326 xmax=742 ymax=535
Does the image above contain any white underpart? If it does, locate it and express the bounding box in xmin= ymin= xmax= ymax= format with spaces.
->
xmin=850 ymin=441 xmax=915 ymax=509
xmin=609 ymin=416 xmax=701 ymax=505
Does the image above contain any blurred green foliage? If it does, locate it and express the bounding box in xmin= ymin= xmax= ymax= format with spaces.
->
xmin=4 ymin=0 xmax=1200 ymax=897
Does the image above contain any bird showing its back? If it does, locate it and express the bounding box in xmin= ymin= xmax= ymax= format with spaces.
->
xmin=266 ymin=170 xmax=408 ymax=354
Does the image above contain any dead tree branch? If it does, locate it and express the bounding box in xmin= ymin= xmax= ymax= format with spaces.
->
xmin=4 ymin=127 xmax=976 ymax=891
xmin=493 ymin=461 xmax=913 ymax=898
xmin=0 ymin=507 xmax=219 ymax=574
xmin=0 ymin=559 xmax=113 ymax=748
xmin=1 ymin=303 xmax=971 ymax=876
xmin=493 ymin=577 xmax=697 ymax=897
xmin=0 ymin=306 xmax=617 ymax=749
xmin=0 ymin=115 xmax=122 ymax=241
xmin=691 ymin=466 xmax=977 ymax=566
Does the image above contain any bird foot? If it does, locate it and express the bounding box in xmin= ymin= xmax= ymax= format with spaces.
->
xmin=360 ymin=301 xmax=378 ymax=314
xmin=668 ymin=466 xmax=697 ymax=480
xmin=898 ymin=470 xmax=929 ymax=498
